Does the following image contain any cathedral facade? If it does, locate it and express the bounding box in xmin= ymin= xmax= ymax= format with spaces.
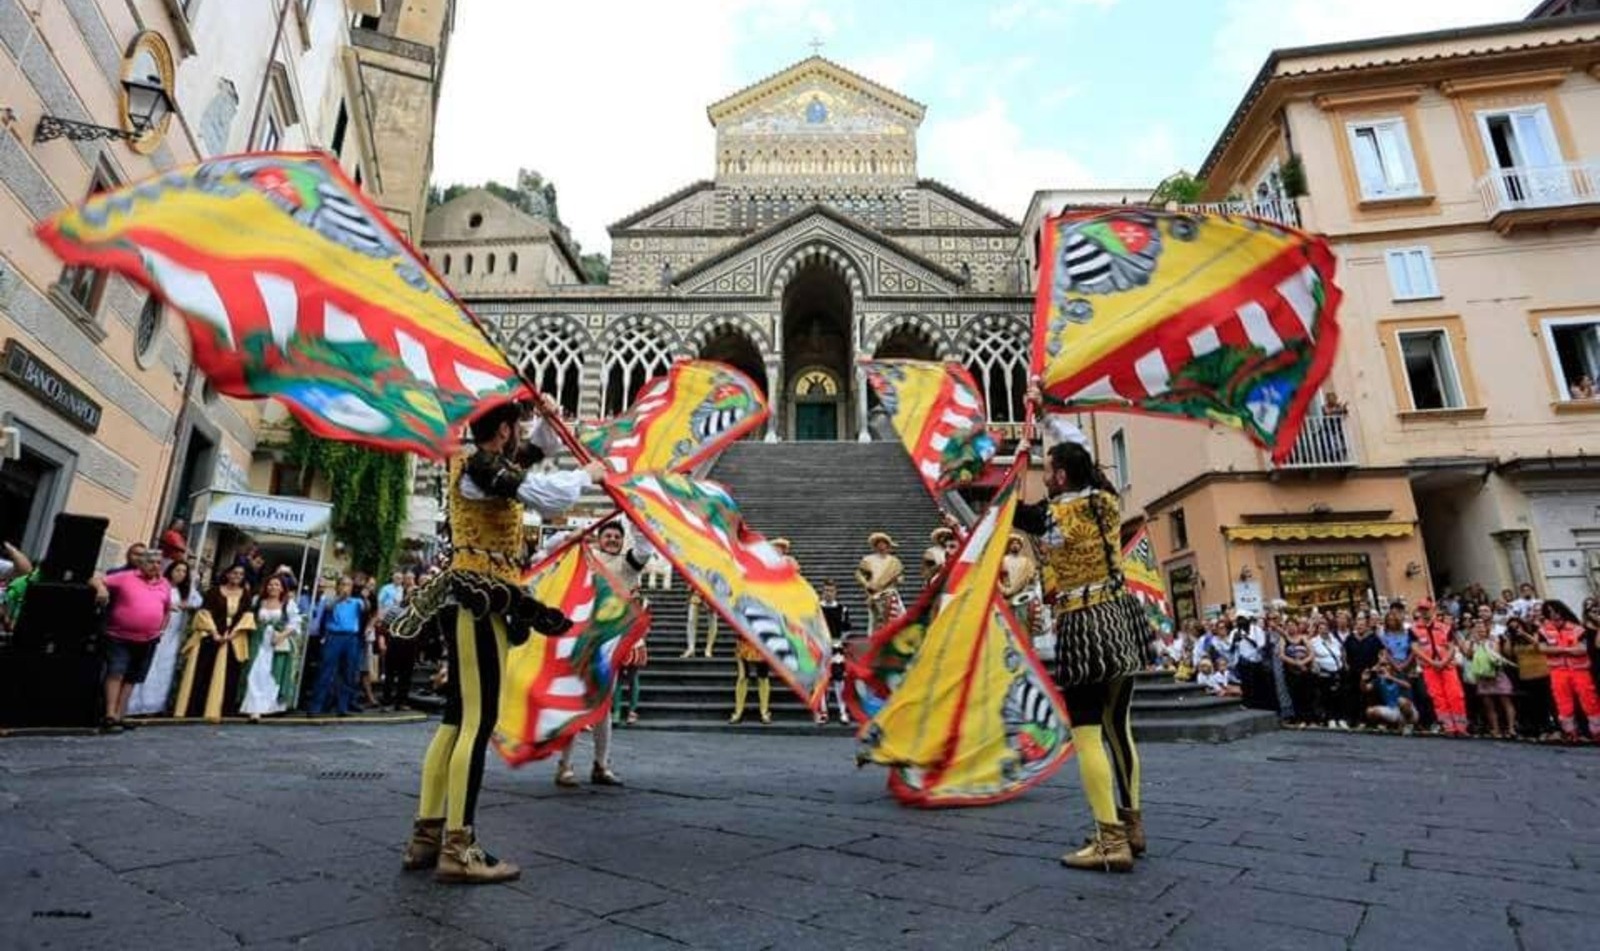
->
xmin=424 ymin=57 xmax=1034 ymax=440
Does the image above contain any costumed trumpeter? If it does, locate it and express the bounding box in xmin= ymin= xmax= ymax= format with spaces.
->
xmin=1015 ymin=404 xmax=1153 ymax=873
xmin=394 ymin=395 xmax=605 ymax=884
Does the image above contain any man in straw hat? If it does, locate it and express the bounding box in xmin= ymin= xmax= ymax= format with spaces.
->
xmin=923 ymin=527 xmax=954 ymax=588
xmin=856 ymin=532 xmax=905 ymax=632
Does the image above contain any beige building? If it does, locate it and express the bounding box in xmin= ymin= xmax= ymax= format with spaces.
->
xmin=1084 ymin=11 xmax=1600 ymax=618
xmin=0 ymin=1 xmax=267 ymax=568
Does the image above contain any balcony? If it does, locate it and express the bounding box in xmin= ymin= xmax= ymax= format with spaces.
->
xmin=1274 ymin=412 xmax=1356 ymax=470
xmin=1476 ymin=161 xmax=1600 ymax=233
xmin=1177 ymin=198 xmax=1301 ymax=229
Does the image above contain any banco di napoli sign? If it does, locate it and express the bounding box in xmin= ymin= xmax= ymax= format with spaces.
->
xmin=206 ymin=492 xmax=333 ymax=537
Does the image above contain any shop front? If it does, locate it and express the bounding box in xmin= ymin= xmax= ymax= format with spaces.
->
xmin=1222 ymin=521 xmax=1424 ymax=613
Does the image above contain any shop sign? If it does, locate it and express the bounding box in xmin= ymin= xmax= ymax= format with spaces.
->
xmin=203 ymin=492 xmax=333 ymax=536
xmin=1 ymin=339 xmax=102 ymax=433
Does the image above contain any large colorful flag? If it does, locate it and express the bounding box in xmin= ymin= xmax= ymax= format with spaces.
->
xmin=1032 ymin=209 xmax=1341 ymax=462
xmin=862 ymin=360 xmax=995 ymax=497
xmin=854 ymin=464 xmax=1073 ymax=807
xmin=579 ymin=360 xmax=768 ymax=476
xmin=494 ymin=541 xmax=649 ymax=765
xmin=1121 ymin=526 xmax=1174 ymax=636
xmin=35 ymin=152 xmax=526 ymax=457
xmin=605 ymin=472 xmax=831 ymax=710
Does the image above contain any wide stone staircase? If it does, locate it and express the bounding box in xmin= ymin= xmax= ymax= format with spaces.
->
xmin=627 ymin=441 xmax=1276 ymax=743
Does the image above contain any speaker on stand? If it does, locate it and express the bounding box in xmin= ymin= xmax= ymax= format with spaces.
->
xmin=0 ymin=513 xmax=108 ymax=728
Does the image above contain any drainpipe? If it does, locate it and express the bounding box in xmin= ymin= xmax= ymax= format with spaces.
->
xmin=245 ymin=0 xmax=293 ymax=149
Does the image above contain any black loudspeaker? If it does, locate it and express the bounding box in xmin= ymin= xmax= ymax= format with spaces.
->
xmin=39 ymin=513 xmax=110 ymax=583
xmin=0 ymin=581 xmax=103 ymax=728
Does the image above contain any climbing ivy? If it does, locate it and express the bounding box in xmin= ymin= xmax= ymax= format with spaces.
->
xmin=285 ymin=424 xmax=411 ymax=578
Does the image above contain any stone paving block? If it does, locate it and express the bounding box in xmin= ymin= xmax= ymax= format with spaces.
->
xmin=964 ymin=854 xmax=1181 ymax=904
xmin=0 ymin=849 xmax=185 ymax=935
xmin=1508 ymin=903 xmax=1600 ymax=951
xmin=1160 ymin=912 xmax=1348 ymax=951
xmin=15 ymin=910 xmax=242 ymax=951
xmin=256 ymin=913 xmax=497 ymax=951
xmin=820 ymin=896 xmax=1019 ymax=948
xmin=726 ymin=844 xmax=908 ymax=890
xmin=512 ymin=861 xmax=678 ymax=917
xmin=545 ymin=922 xmax=693 ymax=950
xmin=1370 ymin=865 xmax=1594 ymax=916
xmin=613 ymin=898 xmax=838 ymax=950
xmin=1174 ymin=840 xmax=1375 ymax=881
xmin=404 ymin=887 xmax=604 ymax=948
xmin=1352 ymin=906 xmax=1518 ymax=951
xmin=122 ymin=849 xmax=308 ymax=900
xmin=990 ymin=923 xmax=1112 ymax=949
xmin=867 ymin=864 xmax=1037 ymax=912
xmin=74 ymin=820 xmax=264 ymax=873
xmin=1234 ymin=829 xmax=1407 ymax=865
xmin=182 ymin=878 xmax=395 ymax=944
xmin=1404 ymin=849 xmax=1600 ymax=891
xmin=988 ymin=888 xmax=1188 ymax=948
xmin=834 ymin=832 xmax=1000 ymax=870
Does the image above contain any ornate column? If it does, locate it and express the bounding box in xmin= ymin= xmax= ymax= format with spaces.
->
xmin=855 ymin=309 xmax=870 ymax=441
xmin=765 ymin=361 xmax=781 ymax=442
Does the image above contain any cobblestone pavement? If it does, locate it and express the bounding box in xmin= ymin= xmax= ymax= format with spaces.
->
xmin=2 ymin=723 xmax=1596 ymax=950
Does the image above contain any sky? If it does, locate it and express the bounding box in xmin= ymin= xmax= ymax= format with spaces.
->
xmin=432 ymin=0 xmax=1535 ymax=255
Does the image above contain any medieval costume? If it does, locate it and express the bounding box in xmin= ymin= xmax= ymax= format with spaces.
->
xmin=857 ymin=533 xmax=905 ymax=632
xmin=1015 ymin=416 xmax=1151 ymax=873
xmin=731 ymin=538 xmax=794 ymax=724
xmin=395 ymin=404 xmax=586 ymax=885
xmin=558 ymin=523 xmax=652 ymax=785
xmin=241 ymin=598 xmax=302 ymax=719
xmin=922 ymin=528 xmax=953 ymax=588
xmin=1000 ymin=530 xmax=1043 ymax=642
xmin=174 ymin=579 xmax=256 ymax=723
xmin=820 ymin=586 xmax=853 ymax=725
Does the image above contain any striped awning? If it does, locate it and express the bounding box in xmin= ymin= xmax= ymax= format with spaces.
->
xmin=1224 ymin=521 xmax=1414 ymax=542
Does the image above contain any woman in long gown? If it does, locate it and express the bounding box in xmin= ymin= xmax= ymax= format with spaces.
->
xmin=241 ymin=575 xmax=301 ymax=721
xmin=175 ymin=564 xmax=255 ymax=723
xmin=126 ymin=561 xmax=202 ymax=716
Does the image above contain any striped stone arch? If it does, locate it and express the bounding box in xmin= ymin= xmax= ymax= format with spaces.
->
xmin=683 ymin=312 xmax=772 ymax=354
xmin=506 ymin=313 xmax=593 ymax=416
xmin=865 ymin=313 xmax=952 ymax=358
xmin=595 ymin=311 xmax=685 ymax=354
xmin=767 ymin=240 xmax=867 ymax=299
xmin=954 ymin=313 xmax=1032 ymax=424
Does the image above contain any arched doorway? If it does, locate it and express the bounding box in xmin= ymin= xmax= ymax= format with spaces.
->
xmin=781 ymin=260 xmax=854 ymax=440
xmin=874 ymin=323 xmax=940 ymax=360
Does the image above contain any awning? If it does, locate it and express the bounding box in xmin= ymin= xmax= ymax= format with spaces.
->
xmin=1224 ymin=521 xmax=1413 ymax=542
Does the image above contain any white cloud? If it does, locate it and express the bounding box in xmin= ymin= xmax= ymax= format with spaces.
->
xmin=852 ymin=38 xmax=939 ymax=92
xmin=920 ymin=96 xmax=1096 ymax=219
xmin=1211 ymin=0 xmax=1534 ymax=79
xmin=433 ymin=1 xmax=755 ymax=255
xmin=990 ymin=0 xmax=1120 ymax=30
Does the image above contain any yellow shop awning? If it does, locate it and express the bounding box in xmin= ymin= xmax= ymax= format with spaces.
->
xmin=1224 ymin=521 xmax=1414 ymax=542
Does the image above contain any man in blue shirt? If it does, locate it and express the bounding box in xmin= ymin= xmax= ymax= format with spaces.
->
xmin=310 ymin=576 xmax=367 ymax=716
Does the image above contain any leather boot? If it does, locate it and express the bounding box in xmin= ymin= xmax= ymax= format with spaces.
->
xmin=401 ymin=817 xmax=444 ymax=871
xmin=1060 ymin=821 xmax=1134 ymax=873
xmin=434 ymin=827 xmax=520 ymax=884
xmin=1118 ymin=807 xmax=1146 ymax=857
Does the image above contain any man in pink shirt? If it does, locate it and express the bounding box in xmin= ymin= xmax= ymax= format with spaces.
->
xmin=92 ymin=546 xmax=172 ymax=731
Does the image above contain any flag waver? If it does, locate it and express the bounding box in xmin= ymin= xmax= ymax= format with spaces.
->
xmin=36 ymin=152 xmax=526 ymax=457
xmin=579 ymin=360 xmax=768 ymax=476
xmin=606 ymin=472 xmax=831 ymax=710
xmin=1033 ymin=210 xmax=1341 ymax=461
xmin=854 ymin=463 xmax=1072 ymax=807
xmin=493 ymin=542 xmax=648 ymax=765
xmin=862 ymin=360 xmax=995 ymax=497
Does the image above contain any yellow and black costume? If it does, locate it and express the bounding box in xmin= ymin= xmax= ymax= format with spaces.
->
xmin=1015 ymin=417 xmax=1151 ymax=873
xmin=395 ymin=404 xmax=588 ymax=884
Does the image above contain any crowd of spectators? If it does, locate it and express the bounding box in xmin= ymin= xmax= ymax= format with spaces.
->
xmin=1154 ymin=584 xmax=1600 ymax=742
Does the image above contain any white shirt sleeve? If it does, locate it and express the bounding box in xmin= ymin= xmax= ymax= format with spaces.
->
xmin=1039 ymin=414 xmax=1090 ymax=452
xmin=0 ymin=557 xmax=13 ymax=577
xmin=458 ymin=468 xmax=592 ymax=518
xmin=523 ymin=414 xmax=566 ymax=458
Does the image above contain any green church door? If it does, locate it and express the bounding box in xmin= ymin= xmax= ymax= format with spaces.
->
xmin=794 ymin=403 xmax=837 ymax=441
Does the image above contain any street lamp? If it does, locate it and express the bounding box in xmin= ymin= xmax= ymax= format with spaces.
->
xmin=33 ymin=74 xmax=174 ymax=145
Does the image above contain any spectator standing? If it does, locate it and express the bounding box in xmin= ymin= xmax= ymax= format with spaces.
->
xmin=90 ymin=548 xmax=172 ymax=731
xmin=241 ymin=575 xmax=301 ymax=721
xmin=157 ymin=518 xmax=188 ymax=567
xmin=1539 ymin=600 xmax=1600 ymax=741
xmin=310 ymin=577 xmax=368 ymax=716
xmin=1509 ymin=583 xmax=1542 ymax=622
xmin=1413 ymin=600 xmax=1467 ymax=736
xmin=1309 ymin=619 xmax=1345 ymax=727
xmin=1466 ymin=619 xmax=1516 ymax=738
xmin=125 ymin=560 xmax=203 ymax=716
xmin=1342 ymin=614 xmax=1384 ymax=730
xmin=381 ymin=579 xmax=421 ymax=711
xmin=174 ymin=563 xmax=255 ymax=722
xmin=1277 ymin=621 xmax=1315 ymax=725
xmin=1505 ymin=616 xmax=1555 ymax=739
xmin=107 ymin=542 xmax=148 ymax=576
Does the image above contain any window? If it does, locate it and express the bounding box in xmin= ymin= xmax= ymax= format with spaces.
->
xmin=270 ymin=463 xmax=307 ymax=497
xmin=134 ymin=296 xmax=162 ymax=368
xmin=522 ymin=325 xmax=586 ymax=416
xmin=464 ymin=254 xmax=474 ymax=275
xmin=442 ymin=254 xmax=451 ymax=274
xmin=1171 ymin=508 xmax=1189 ymax=551
xmin=1385 ymin=247 xmax=1440 ymax=301
xmin=1398 ymin=329 xmax=1465 ymax=410
xmin=1478 ymin=106 xmax=1565 ymax=206
xmin=1347 ymin=118 xmax=1421 ymax=200
xmin=1541 ymin=317 xmax=1600 ymax=400
xmin=963 ymin=323 xmax=1028 ymax=423
xmin=355 ymin=14 xmax=380 ymax=30
xmin=57 ymin=165 xmax=117 ymax=318
xmin=509 ymin=252 xmax=519 ymax=273
xmin=486 ymin=253 xmax=496 ymax=274
xmin=603 ymin=325 xmax=674 ymax=415
xmin=198 ymin=79 xmax=239 ymax=156
xmin=1110 ymin=430 xmax=1130 ymax=489
xmin=259 ymin=112 xmax=282 ymax=151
